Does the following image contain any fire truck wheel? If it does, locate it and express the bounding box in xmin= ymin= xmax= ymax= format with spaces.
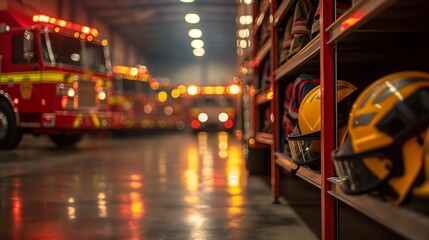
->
xmin=48 ymin=134 xmax=83 ymax=147
xmin=0 ymin=101 xmax=23 ymax=150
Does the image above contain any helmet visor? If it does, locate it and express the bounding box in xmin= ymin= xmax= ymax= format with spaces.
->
xmin=288 ymin=126 xmax=321 ymax=166
xmin=332 ymin=137 xmax=392 ymax=195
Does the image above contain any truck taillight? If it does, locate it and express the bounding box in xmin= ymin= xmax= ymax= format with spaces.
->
xmin=191 ymin=120 xmax=200 ymax=129
xmin=224 ymin=120 xmax=234 ymax=129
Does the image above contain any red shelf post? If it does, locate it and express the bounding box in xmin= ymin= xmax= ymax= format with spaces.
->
xmin=270 ymin=0 xmax=280 ymax=202
xmin=320 ymin=0 xmax=336 ymax=239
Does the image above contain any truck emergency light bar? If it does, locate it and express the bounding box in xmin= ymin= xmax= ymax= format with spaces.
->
xmin=113 ymin=65 xmax=150 ymax=81
xmin=187 ymin=85 xmax=241 ymax=95
xmin=32 ymin=14 xmax=99 ymax=37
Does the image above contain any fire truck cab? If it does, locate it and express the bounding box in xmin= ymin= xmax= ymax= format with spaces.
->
xmin=187 ymin=85 xmax=240 ymax=132
xmin=111 ymin=65 xmax=154 ymax=130
xmin=0 ymin=10 xmax=114 ymax=149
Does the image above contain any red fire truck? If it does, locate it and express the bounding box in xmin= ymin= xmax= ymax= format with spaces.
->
xmin=110 ymin=65 xmax=154 ymax=130
xmin=153 ymin=82 xmax=187 ymax=130
xmin=0 ymin=10 xmax=116 ymax=149
xmin=111 ymin=65 xmax=188 ymax=131
xmin=187 ymin=85 xmax=240 ymax=132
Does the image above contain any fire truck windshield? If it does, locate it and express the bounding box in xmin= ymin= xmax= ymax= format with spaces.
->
xmin=121 ymin=79 xmax=152 ymax=94
xmin=41 ymin=32 xmax=109 ymax=74
xmin=85 ymin=41 xmax=109 ymax=74
xmin=193 ymin=96 xmax=232 ymax=107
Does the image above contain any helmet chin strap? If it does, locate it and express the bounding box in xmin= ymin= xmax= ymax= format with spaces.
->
xmin=291 ymin=165 xmax=300 ymax=175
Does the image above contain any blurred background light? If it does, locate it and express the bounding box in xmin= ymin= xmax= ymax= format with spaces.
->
xmin=191 ymin=39 xmax=204 ymax=48
xmin=185 ymin=13 xmax=200 ymax=24
xmin=193 ymin=48 xmax=205 ymax=57
xmin=188 ymin=29 xmax=202 ymax=38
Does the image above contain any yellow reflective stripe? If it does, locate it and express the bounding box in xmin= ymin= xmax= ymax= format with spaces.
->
xmin=42 ymin=71 xmax=66 ymax=83
xmin=0 ymin=71 xmax=67 ymax=83
xmin=91 ymin=114 xmax=101 ymax=128
xmin=73 ymin=114 xmax=83 ymax=128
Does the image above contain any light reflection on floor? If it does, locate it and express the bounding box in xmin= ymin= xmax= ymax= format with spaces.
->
xmin=0 ymin=132 xmax=318 ymax=240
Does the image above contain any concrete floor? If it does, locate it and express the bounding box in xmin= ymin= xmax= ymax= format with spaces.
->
xmin=0 ymin=131 xmax=318 ymax=240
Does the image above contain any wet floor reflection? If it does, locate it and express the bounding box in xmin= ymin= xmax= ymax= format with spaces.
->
xmin=0 ymin=132 xmax=317 ymax=240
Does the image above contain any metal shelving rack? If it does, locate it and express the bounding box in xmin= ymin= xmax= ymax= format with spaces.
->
xmin=246 ymin=0 xmax=429 ymax=239
xmin=249 ymin=0 xmax=274 ymax=150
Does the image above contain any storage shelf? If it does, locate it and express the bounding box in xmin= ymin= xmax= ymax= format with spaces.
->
xmin=255 ymin=89 xmax=272 ymax=106
xmin=247 ymin=0 xmax=429 ymax=239
xmin=275 ymin=152 xmax=321 ymax=188
xmin=274 ymin=35 xmax=320 ymax=81
xmin=254 ymin=40 xmax=271 ymax=67
xmin=255 ymin=132 xmax=273 ymax=145
xmin=328 ymin=0 xmax=429 ymax=44
xmin=327 ymin=0 xmax=396 ymax=43
xmin=329 ymin=177 xmax=429 ymax=240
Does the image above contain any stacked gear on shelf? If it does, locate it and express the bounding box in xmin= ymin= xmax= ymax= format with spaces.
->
xmin=278 ymin=0 xmax=351 ymax=65
xmin=333 ymin=71 xmax=429 ymax=207
xmin=288 ymin=0 xmax=312 ymax=59
xmin=279 ymin=14 xmax=293 ymax=64
xmin=281 ymin=82 xmax=294 ymax=152
xmin=279 ymin=0 xmax=315 ymax=64
xmin=282 ymin=74 xmax=320 ymax=153
xmin=309 ymin=0 xmax=351 ymax=39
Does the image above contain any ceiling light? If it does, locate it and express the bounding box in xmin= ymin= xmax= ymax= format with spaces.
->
xmin=191 ymin=39 xmax=204 ymax=48
xmin=193 ymin=48 xmax=205 ymax=57
xmin=238 ymin=29 xmax=250 ymax=38
xmin=239 ymin=15 xmax=253 ymax=25
xmin=180 ymin=0 xmax=194 ymax=2
xmin=239 ymin=39 xmax=248 ymax=48
xmin=184 ymin=13 xmax=200 ymax=24
xmin=188 ymin=29 xmax=202 ymax=38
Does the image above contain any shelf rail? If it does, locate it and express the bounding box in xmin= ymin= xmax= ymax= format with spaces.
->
xmin=329 ymin=177 xmax=429 ymax=240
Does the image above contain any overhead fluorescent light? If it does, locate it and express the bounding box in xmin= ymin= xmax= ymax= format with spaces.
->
xmin=184 ymin=13 xmax=200 ymax=24
xmin=193 ymin=48 xmax=205 ymax=57
xmin=188 ymin=29 xmax=202 ymax=38
xmin=191 ymin=39 xmax=204 ymax=48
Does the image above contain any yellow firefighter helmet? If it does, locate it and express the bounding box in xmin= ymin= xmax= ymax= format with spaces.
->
xmin=288 ymin=80 xmax=358 ymax=170
xmin=332 ymin=71 xmax=429 ymax=205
